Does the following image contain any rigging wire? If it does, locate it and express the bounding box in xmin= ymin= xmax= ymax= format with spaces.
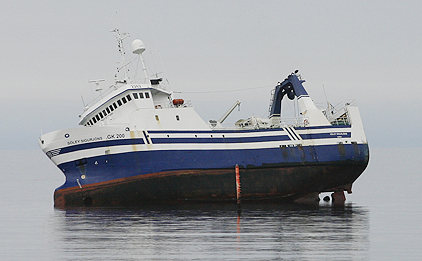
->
xmin=173 ymin=84 xmax=273 ymax=94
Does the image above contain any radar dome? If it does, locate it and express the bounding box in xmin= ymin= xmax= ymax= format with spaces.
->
xmin=132 ymin=39 xmax=145 ymax=54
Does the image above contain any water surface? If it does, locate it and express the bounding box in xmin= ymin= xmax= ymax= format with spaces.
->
xmin=0 ymin=148 xmax=421 ymax=260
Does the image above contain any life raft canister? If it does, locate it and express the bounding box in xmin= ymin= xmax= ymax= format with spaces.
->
xmin=172 ymin=99 xmax=184 ymax=106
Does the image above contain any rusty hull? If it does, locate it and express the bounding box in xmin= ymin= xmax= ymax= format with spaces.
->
xmin=54 ymin=160 xmax=368 ymax=208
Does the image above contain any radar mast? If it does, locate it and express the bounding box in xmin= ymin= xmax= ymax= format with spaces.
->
xmin=111 ymin=28 xmax=130 ymax=84
xmin=131 ymin=39 xmax=150 ymax=84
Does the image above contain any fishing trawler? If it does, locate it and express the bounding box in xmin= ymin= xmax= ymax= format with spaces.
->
xmin=39 ymin=29 xmax=369 ymax=208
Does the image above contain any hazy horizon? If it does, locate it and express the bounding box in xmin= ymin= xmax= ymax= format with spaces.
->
xmin=1 ymin=1 xmax=420 ymax=149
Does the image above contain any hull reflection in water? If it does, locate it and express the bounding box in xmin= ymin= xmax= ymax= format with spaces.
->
xmin=49 ymin=204 xmax=369 ymax=260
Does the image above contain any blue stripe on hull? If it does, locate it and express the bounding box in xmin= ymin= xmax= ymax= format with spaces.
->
xmin=148 ymin=128 xmax=286 ymax=134
xmin=47 ymin=127 xmax=354 ymax=157
xmin=59 ymin=138 xmax=145 ymax=154
xmin=151 ymin=135 xmax=290 ymax=144
xmin=56 ymin=143 xmax=369 ymax=191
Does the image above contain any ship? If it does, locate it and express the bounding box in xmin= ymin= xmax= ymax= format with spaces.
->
xmin=39 ymin=29 xmax=369 ymax=208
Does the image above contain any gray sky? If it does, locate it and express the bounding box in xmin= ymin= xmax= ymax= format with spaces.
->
xmin=1 ymin=0 xmax=421 ymax=149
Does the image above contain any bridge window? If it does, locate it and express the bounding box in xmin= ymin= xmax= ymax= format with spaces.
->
xmin=122 ymin=97 xmax=127 ymax=104
xmin=145 ymin=92 xmax=150 ymax=98
xmin=126 ymin=94 xmax=132 ymax=101
xmin=139 ymin=93 xmax=144 ymax=98
xmin=133 ymin=93 xmax=139 ymax=99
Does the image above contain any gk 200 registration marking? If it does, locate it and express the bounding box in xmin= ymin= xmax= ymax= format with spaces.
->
xmin=106 ymin=133 xmax=125 ymax=140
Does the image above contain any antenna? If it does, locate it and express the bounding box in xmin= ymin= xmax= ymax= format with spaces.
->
xmin=322 ymin=84 xmax=329 ymax=106
xmin=80 ymin=95 xmax=89 ymax=111
xmin=148 ymin=24 xmax=169 ymax=87
xmin=89 ymin=79 xmax=105 ymax=86
xmin=111 ymin=28 xmax=130 ymax=84
xmin=131 ymin=39 xmax=150 ymax=83
xmin=89 ymin=79 xmax=105 ymax=98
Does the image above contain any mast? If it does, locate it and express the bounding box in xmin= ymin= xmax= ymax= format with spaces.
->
xmin=131 ymin=39 xmax=150 ymax=84
xmin=111 ymin=28 xmax=130 ymax=84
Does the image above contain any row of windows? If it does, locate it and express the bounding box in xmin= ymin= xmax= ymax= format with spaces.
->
xmin=85 ymin=92 xmax=150 ymax=126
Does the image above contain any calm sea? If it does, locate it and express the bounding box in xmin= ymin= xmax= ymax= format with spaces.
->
xmin=0 ymin=148 xmax=421 ymax=260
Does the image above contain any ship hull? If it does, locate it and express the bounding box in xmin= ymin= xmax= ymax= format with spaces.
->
xmin=53 ymin=143 xmax=369 ymax=208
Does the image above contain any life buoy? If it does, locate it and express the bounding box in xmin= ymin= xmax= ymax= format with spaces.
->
xmin=304 ymin=119 xmax=309 ymax=126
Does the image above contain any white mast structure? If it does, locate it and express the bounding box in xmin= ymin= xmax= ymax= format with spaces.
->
xmin=131 ymin=39 xmax=150 ymax=84
xmin=111 ymin=28 xmax=130 ymax=84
